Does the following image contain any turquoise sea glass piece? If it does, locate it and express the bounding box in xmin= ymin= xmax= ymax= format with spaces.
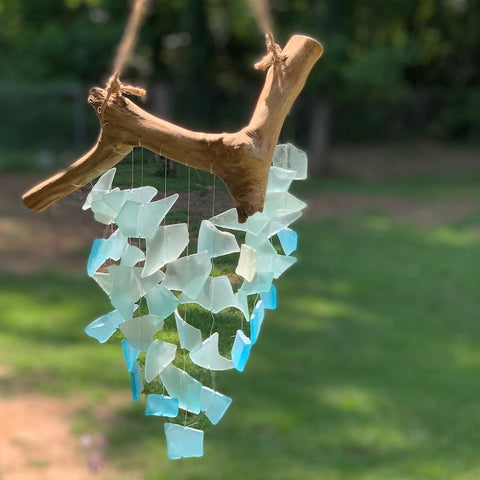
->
xmin=143 ymin=223 xmax=189 ymax=277
xmin=261 ymin=210 xmax=302 ymax=237
xmin=249 ymin=300 xmax=265 ymax=344
xmin=189 ymin=333 xmax=233 ymax=371
xmin=145 ymin=339 xmax=177 ymax=382
xmin=115 ymin=194 xmax=179 ymax=239
xmin=267 ymin=166 xmax=296 ymax=193
xmin=232 ymin=330 xmax=252 ymax=372
xmin=277 ymin=227 xmax=297 ymax=255
xmin=164 ymin=423 xmax=204 ymax=459
xmin=82 ymin=168 xmax=116 ymax=210
xmin=145 ymin=394 xmax=179 ymax=417
xmin=119 ymin=314 xmax=165 ymax=351
xmin=174 ymin=310 xmax=202 ymax=352
xmin=272 ymin=143 xmax=308 ymax=180
xmin=120 ymin=244 xmax=145 ymax=267
xmin=235 ymin=244 xmax=258 ymax=282
xmin=159 ymin=364 xmax=202 ymax=414
xmin=235 ymin=289 xmax=250 ymax=321
xmin=145 ymin=284 xmax=179 ymax=319
xmin=201 ymin=387 xmax=232 ymax=425
xmin=257 ymin=254 xmax=297 ymax=279
xmin=245 ymin=232 xmax=276 ymax=257
xmin=108 ymin=266 xmax=165 ymax=303
xmin=85 ymin=310 xmax=125 ymax=343
xmin=130 ymin=362 xmax=143 ymax=401
xmin=87 ymin=230 xmax=127 ymax=277
xmin=240 ymin=271 xmax=274 ymax=295
xmin=121 ymin=339 xmax=140 ymax=372
xmin=102 ymin=186 xmax=158 ymax=215
xmin=260 ymin=285 xmax=277 ymax=310
xmin=162 ymin=252 xmax=211 ymax=298
xmin=197 ymin=220 xmax=240 ymax=258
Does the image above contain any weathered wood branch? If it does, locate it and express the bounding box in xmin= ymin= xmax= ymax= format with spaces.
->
xmin=23 ymin=35 xmax=323 ymax=222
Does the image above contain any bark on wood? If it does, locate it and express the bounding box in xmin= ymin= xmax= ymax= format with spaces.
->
xmin=23 ymin=35 xmax=323 ymax=222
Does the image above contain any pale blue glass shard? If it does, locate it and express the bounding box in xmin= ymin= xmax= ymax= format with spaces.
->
xmin=162 ymin=252 xmax=211 ymax=298
xmin=257 ymin=254 xmax=297 ymax=279
xmin=240 ymin=271 xmax=274 ymax=295
xmin=121 ymin=339 xmax=140 ymax=372
xmin=235 ymin=289 xmax=250 ymax=321
xmin=82 ymin=168 xmax=116 ymax=210
xmin=164 ymin=423 xmax=204 ymax=460
xmin=235 ymin=244 xmax=258 ymax=282
xmin=261 ymin=210 xmax=302 ymax=237
xmin=265 ymin=191 xmax=307 ymax=216
xmin=277 ymin=227 xmax=298 ymax=256
xmin=245 ymin=210 xmax=275 ymax=236
xmin=102 ymin=186 xmax=158 ymax=215
xmin=143 ymin=223 xmax=189 ymax=277
xmin=116 ymin=194 xmax=179 ymax=239
xmin=110 ymin=291 xmax=136 ymax=321
xmin=200 ymin=387 xmax=232 ymax=425
xmin=245 ymin=232 xmax=276 ymax=257
xmin=209 ymin=208 xmax=246 ymax=232
xmin=145 ymin=284 xmax=179 ymax=319
xmin=91 ymin=195 xmax=119 ymax=225
xmin=87 ymin=230 xmax=128 ymax=277
xmin=92 ymin=272 xmax=114 ymax=296
xmin=250 ymin=300 xmax=265 ymax=345
xmin=108 ymin=266 xmax=164 ymax=303
xmin=180 ymin=276 xmax=237 ymax=314
xmin=197 ymin=220 xmax=239 ymax=258
xmin=267 ymin=166 xmax=297 ymax=193
xmin=174 ymin=310 xmax=202 ymax=352
xmin=120 ymin=244 xmax=145 ymax=267
xmin=85 ymin=310 xmax=125 ymax=343
xmin=231 ymin=330 xmax=252 ymax=372
xmin=145 ymin=394 xmax=179 ymax=417
xmin=119 ymin=314 xmax=165 ymax=351
xmin=272 ymin=143 xmax=308 ymax=180
xmin=189 ymin=332 xmax=233 ymax=371
xmin=260 ymin=285 xmax=277 ymax=310
xmin=130 ymin=362 xmax=143 ymax=401
xmin=159 ymin=364 xmax=202 ymax=414
xmin=145 ymin=339 xmax=177 ymax=382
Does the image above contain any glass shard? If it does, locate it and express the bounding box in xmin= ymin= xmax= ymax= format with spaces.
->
xmin=102 ymin=186 xmax=158 ymax=215
xmin=260 ymin=285 xmax=277 ymax=310
xmin=108 ymin=266 xmax=164 ymax=303
xmin=143 ymin=223 xmax=189 ymax=277
xmin=261 ymin=210 xmax=302 ymax=237
xmin=174 ymin=310 xmax=202 ymax=352
xmin=235 ymin=289 xmax=250 ymax=321
xmin=250 ymin=300 xmax=265 ymax=345
xmin=240 ymin=271 xmax=274 ymax=295
xmin=130 ymin=362 xmax=143 ymax=401
xmin=159 ymin=364 xmax=202 ymax=414
xmin=119 ymin=314 xmax=165 ymax=351
xmin=82 ymin=168 xmax=116 ymax=210
xmin=197 ymin=220 xmax=239 ymax=258
xmin=145 ymin=339 xmax=177 ymax=382
xmin=92 ymin=272 xmax=114 ymax=296
xmin=245 ymin=232 xmax=276 ymax=258
xmin=164 ymin=423 xmax=204 ymax=459
xmin=120 ymin=244 xmax=145 ymax=267
xmin=267 ymin=166 xmax=296 ymax=193
xmin=121 ymin=339 xmax=140 ymax=372
xmin=277 ymin=227 xmax=298 ymax=256
xmin=272 ymin=143 xmax=308 ymax=180
xmin=87 ymin=229 xmax=127 ymax=277
xmin=231 ymin=330 xmax=252 ymax=372
xmin=145 ymin=394 xmax=179 ymax=417
xmin=145 ymin=284 xmax=179 ymax=319
xmin=200 ymin=387 xmax=232 ymax=425
xmin=85 ymin=310 xmax=125 ymax=343
xmin=257 ymin=254 xmax=297 ymax=279
xmin=265 ymin=191 xmax=307 ymax=217
xmin=209 ymin=208 xmax=246 ymax=232
xmin=110 ymin=291 xmax=136 ymax=322
xmin=91 ymin=194 xmax=119 ymax=225
xmin=189 ymin=332 xmax=233 ymax=371
xmin=235 ymin=244 xmax=258 ymax=282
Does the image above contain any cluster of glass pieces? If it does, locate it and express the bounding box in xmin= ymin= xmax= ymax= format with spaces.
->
xmin=83 ymin=143 xmax=307 ymax=459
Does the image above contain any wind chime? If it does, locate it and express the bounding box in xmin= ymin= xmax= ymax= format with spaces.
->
xmin=22 ymin=0 xmax=323 ymax=459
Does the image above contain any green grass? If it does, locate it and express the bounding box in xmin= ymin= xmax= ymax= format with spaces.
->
xmin=3 ymin=175 xmax=480 ymax=478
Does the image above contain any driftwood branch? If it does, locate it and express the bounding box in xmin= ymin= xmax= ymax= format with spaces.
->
xmin=23 ymin=35 xmax=323 ymax=222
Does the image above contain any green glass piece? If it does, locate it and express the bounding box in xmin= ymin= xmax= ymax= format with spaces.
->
xmin=120 ymin=244 xmax=145 ymax=267
xmin=92 ymin=272 xmax=114 ymax=296
xmin=261 ymin=210 xmax=302 ymax=237
xmin=265 ymin=191 xmax=307 ymax=216
xmin=197 ymin=220 xmax=239 ymax=258
xmin=245 ymin=232 xmax=276 ymax=257
xmin=235 ymin=289 xmax=250 ymax=321
xmin=209 ymin=209 xmax=246 ymax=232
xmin=240 ymin=271 xmax=274 ymax=295
xmin=200 ymin=387 xmax=232 ymax=425
xmin=164 ymin=423 xmax=204 ymax=459
xmin=145 ymin=339 xmax=177 ymax=382
xmin=119 ymin=314 xmax=165 ymax=351
xmin=180 ymin=276 xmax=237 ymax=313
xmin=189 ymin=332 xmax=233 ymax=371
xmin=102 ymin=186 xmax=158 ymax=215
xmin=109 ymin=291 xmax=136 ymax=321
xmin=145 ymin=284 xmax=179 ymax=319
xmin=145 ymin=394 xmax=179 ymax=417
xmin=174 ymin=310 xmax=202 ymax=352
xmin=108 ymin=266 xmax=164 ymax=303
xmin=257 ymin=254 xmax=297 ymax=279
xmin=235 ymin=244 xmax=258 ymax=282
xmin=90 ymin=191 xmax=119 ymax=225
xmin=143 ymin=223 xmax=189 ymax=277
xmin=267 ymin=166 xmax=296 ymax=193
xmin=272 ymin=143 xmax=308 ymax=180
xmin=82 ymin=168 xmax=116 ymax=210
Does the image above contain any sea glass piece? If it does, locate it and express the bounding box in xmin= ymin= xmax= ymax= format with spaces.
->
xmin=145 ymin=339 xmax=177 ymax=382
xmin=145 ymin=284 xmax=179 ymax=319
xmin=120 ymin=244 xmax=145 ymax=267
xmin=85 ymin=310 xmax=125 ymax=343
xmin=115 ymin=194 xmax=179 ymax=239
xmin=267 ymin=166 xmax=297 ymax=193
xmin=245 ymin=232 xmax=276 ymax=257
xmin=260 ymin=285 xmax=277 ymax=310
xmin=272 ymin=143 xmax=308 ymax=180
xmin=189 ymin=333 xmax=233 ymax=371
xmin=121 ymin=339 xmax=140 ymax=372
xmin=108 ymin=266 xmax=164 ymax=303
xmin=277 ymin=227 xmax=298 ymax=256
xmin=235 ymin=289 xmax=250 ymax=321
xmin=201 ymin=387 xmax=232 ymax=425
xmin=130 ymin=362 xmax=143 ymax=401
xmin=250 ymin=300 xmax=265 ymax=344
xmin=159 ymin=364 xmax=202 ymax=414
xmin=110 ymin=291 xmax=136 ymax=321
xmin=102 ymin=186 xmax=158 ymax=215
xmin=164 ymin=423 xmax=204 ymax=460
xmin=232 ymin=330 xmax=252 ymax=372
xmin=87 ymin=230 xmax=127 ymax=277
xmin=209 ymin=208 xmax=247 ymax=232
xmin=119 ymin=314 xmax=165 ymax=351
xmin=240 ymin=272 xmax=274 ymax=295
xmin=145 ymin=394 xmax=179 ymax=417
xmin=162 ymin=252 xmax=211 ymax=298
xmin=92 ymin=272 xmax=114 ymax=296
xmin=82 ymin=168 xmax=116 ymax=210
xmin=262 ymin=210 xmax=302 ymax=237
xmin=180 ymin=276 xmax=237 ymax=313
xmin=235 ymin=244 xmax=258 ymax=282
xmin=90 ymin=193 xmax=119 ymax=225
xmin=265 ymin=191 xmax=307 ymax=217
xmin=143 ymin=223 xmax=189 ymax=277
xmin=257 ymin=254 xmax=297 ymax=279
xmin=197 ymin=220 xmax=239 ymax=258
xmin=174 ymin=310 xmax=202 ymax=352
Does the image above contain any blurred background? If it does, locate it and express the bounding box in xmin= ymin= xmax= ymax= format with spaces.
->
xmin=2 ymin=1 xmax=480 ymax=479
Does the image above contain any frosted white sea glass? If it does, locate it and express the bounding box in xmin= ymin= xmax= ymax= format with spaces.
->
xmin=120 ymin=244 xmax=145 ymax=267
xmin=200 ymin=387 xmax=232 ymax=425
xmin=197 ymin=220 xmax=239 ymax=258
xmin=82 ymin=168 xmax=116 ymax=210
xmin=272 ymin=143 xmax=308 ymax=180
xmin=249 ymin=300 xmax=265 ymax=344
xmin=277 ymin=227 xmax=298 ymax=256
xmin=257 ymin=254 xmax=297 ymax=279
xmin=240 ymin=271 xmax=274 ymax=295
xmin=145 ymin=394 xmax=179 ymax=417
xmin=164 ymin=423 xmax=204 ymax=459
xmin=231 ymin=330 xmax=252 ymax=372
xmin=87 ymin=230 xmax=127 ymax=277
xmin=174 ymin=310 xmax=202 ymax=352
xmin=130 ymin=362 xmax=143 ymax=401
xmin=92 ymin=272 xmax=114 ymax=296
xmin=121 ymin=339 xmax=140 ymax=372
xmin=145 ymin=284 xmax=179 ymax=319
xmin=180 ymin=276 xmax=237 ymax=313
xmin=119 ymin=314 xmax=165 ymax=351
xmin=145 ymin=339 xmax=177 ymax=382
xmin=142 ymin=223 xmax=189 ymax=277
xmin=235 ymin=244 xmax=258 ymax=282
xmin=102 ymin=186 xmax=158 ymax=214
xmin=108 ymin=266 xmax=164 ymax=303
xmin=85 ymin=310 xmax=125 ymax=343
xmin=266 ymin=166 xmax=297 ymax=193
xmin=162 ymin=252 xmax=211 ymax=298
xmin=189 ymin=332 xmax=233 ymax=371
xmin=159 ymin=364 xmax=202 ymax=414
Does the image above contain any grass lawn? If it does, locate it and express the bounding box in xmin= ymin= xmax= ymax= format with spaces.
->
xmin=2 ymin=174 xmax=480 ymax=479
